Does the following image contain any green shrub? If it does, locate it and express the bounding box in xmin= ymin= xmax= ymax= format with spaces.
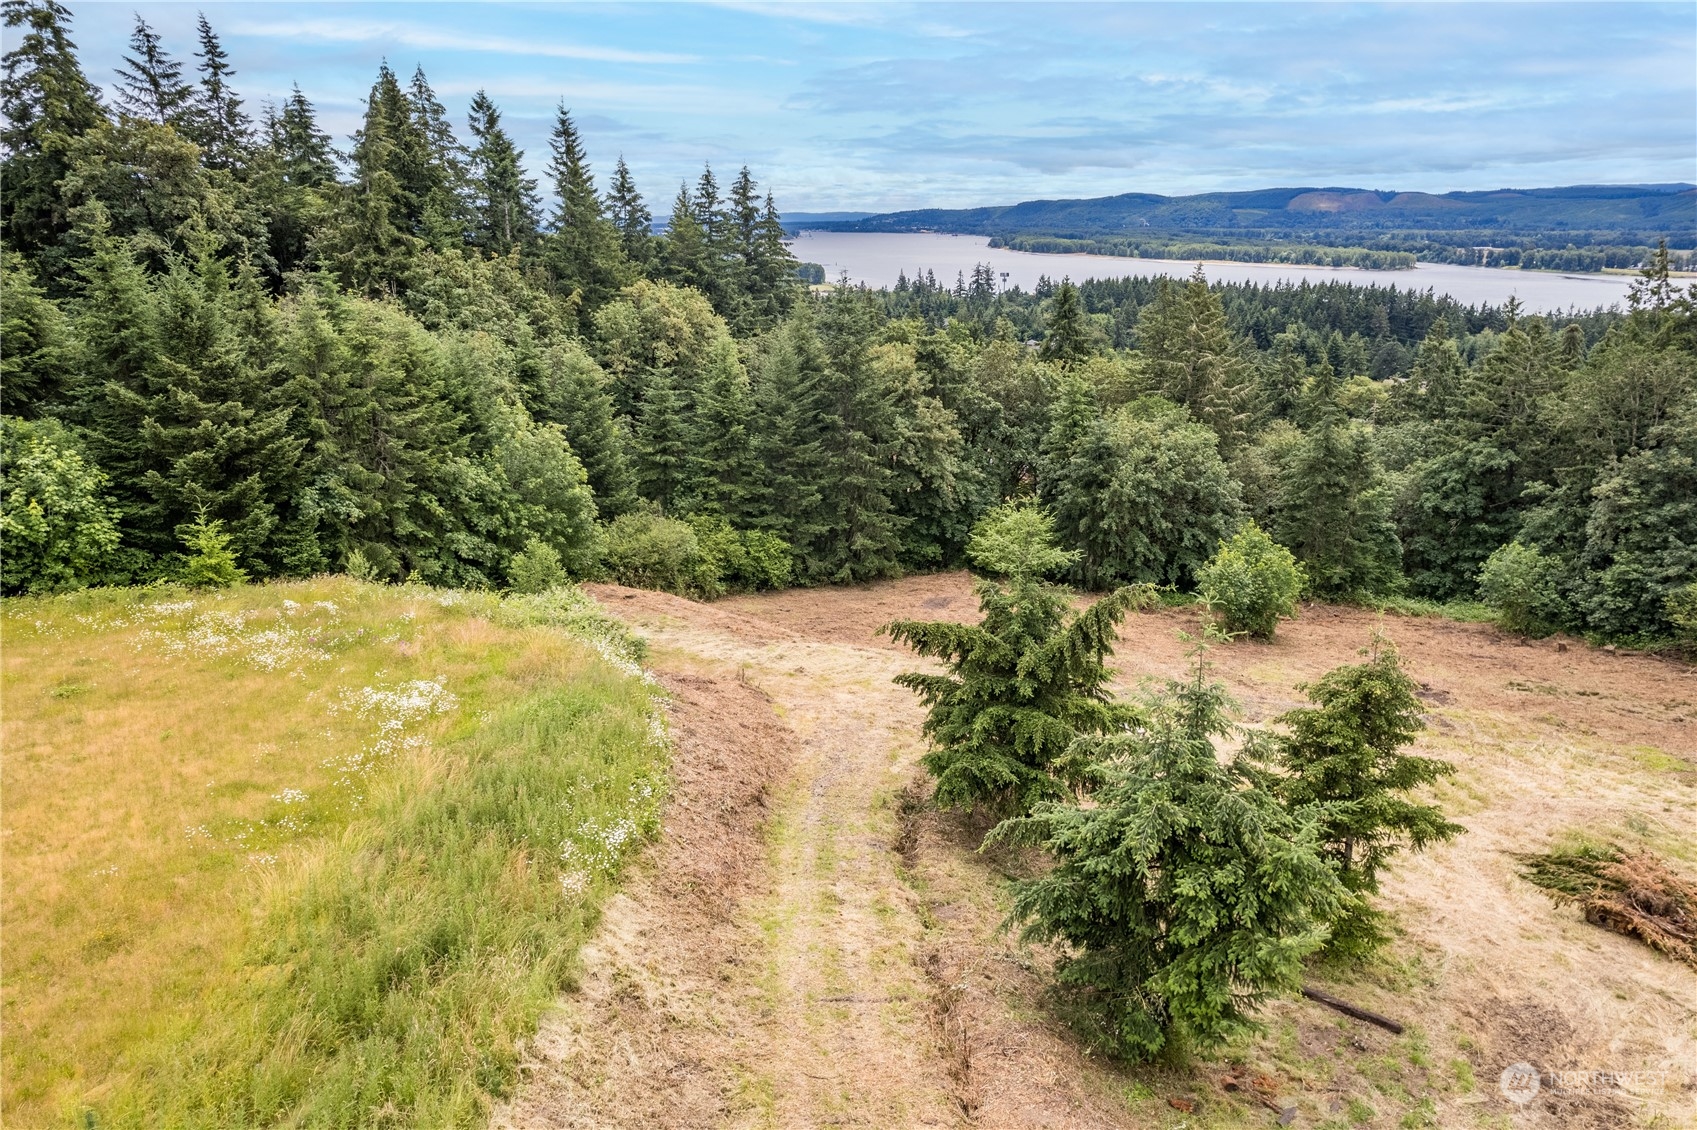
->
xmin=1665 ymin=582 xmax=1697 ymax=644
xmin=178 ymin=511 xmax=247 ymax=589
xmin=507 ymin=537 xmax=566 ymax=594
xmin=687 ymin=515 xmax=793 ymax=593
xmin=1477 ymin=540 xmax=1567 ymax=636
xmin=0 ymin=416 xmax=122 ymax=594
xmin=1196 ymin=521 xmax=1306 ymax=639
xmin=599 ymin=511 xmax=720 ymax=597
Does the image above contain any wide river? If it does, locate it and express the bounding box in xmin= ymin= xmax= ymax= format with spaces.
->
xmin=788 ymin=231 xmax=1636 ymax=313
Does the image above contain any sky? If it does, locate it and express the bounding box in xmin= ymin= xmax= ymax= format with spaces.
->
xmin=42 ymin=2 xmax=1697 ymax=213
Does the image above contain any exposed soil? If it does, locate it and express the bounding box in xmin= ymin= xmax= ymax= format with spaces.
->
xmin=501 ymin=574 xmax=1696 ymax=1129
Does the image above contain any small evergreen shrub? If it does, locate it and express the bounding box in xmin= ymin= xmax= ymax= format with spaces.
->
xmin=989 ymin=642 xmax=1345 ymax=1060
xmin=1196 ymin=521 xmax=1306 ymax=639
xmin=1477 ymin=540 xmax=1567 ymax=636
xmin=1254 ymin=635 xmax=1462 ymax=955
xmin=886 ymin=502 xmax=1153 ymax=817
xmin=508 ymin=537 xmax=567 ymax=594
xmin=178 ymin=511 xmax=247 ymax=589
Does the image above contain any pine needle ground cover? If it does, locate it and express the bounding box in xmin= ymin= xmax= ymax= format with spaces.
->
xmin=1 ymin=579 xmax=667 ymax=1128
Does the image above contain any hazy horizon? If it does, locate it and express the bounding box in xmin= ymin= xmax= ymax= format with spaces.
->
xmin=45 ymin=1 xmax=1697 ymax=213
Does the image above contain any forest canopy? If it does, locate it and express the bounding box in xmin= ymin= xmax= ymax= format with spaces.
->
xmin=3 ymin=0 xmax=1694 ymax=642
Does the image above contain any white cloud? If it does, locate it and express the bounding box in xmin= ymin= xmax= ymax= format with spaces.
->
xmin=223 ymin=18 xmax=698 ymax=65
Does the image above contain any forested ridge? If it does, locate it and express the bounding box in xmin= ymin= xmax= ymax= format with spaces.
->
xmin=826 ymin=182 xmax=1697 ymax=272
xmin=4 ymin=1 xmax=1694 ymax=642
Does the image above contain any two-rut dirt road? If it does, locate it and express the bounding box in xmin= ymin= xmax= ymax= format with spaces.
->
xmin=497 ymin=573 xmax=1696 ymax=1130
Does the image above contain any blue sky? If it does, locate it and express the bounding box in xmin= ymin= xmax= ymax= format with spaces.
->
xmin=50 ymin=2 xmax=1697 ymax=212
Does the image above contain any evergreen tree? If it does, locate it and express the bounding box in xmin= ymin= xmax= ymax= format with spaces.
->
xmin=1276 ymin=366 xmax=1401 ymax=597
xmin=113 ymin=14 xmax=192 ymax=125
xmin=465 ymin=90 xmax=539 ymax=256
xmin=258 ymin=84 xmax=337 ymax=276
xmin=632 ymin=367 xmax=690 ymax=511
xmin=543 ymin=103 xmax=627 ymax=318
xmin=751 ymin=190 xmax=799 ymax=325
xmin=2 ymin=0 xmax=108 ymax=261
xmin=1136 ymin=266 xmax=1254 ymax=450
xmin=182 ymin=12 xmax=250 ymax=170
xmin=683 ymin=337 xmax=761 ymax=519
xmin=661 ymin=179 xmax=710 ymax=292
xmin=1 ymin=250 xmax=74 ymax=416
xmin=606 ymin=154 xmax=652 ymax=264
xmin=404 ymin=65 xmax=470 ymax=246
xmin=1401 ymin=319 xmax=1561 ymax=598
xmin=989 ymin=641 xmax=1344 ymax=1060
xmin=529 ymin=341 xmax=638 ymax=518
xmin=749 ymin=306 xmax=831 ymax=553
xmin=1039 ymin=279 xmax=1091 ymax=364
xmin=810 ymin=288 xmax=903 ymax=582
xmin=1256 ymin=636 xmax=1461 ymax=953
xmin=318 ymin=66 xmax=421 ymax=294
xmin=887 ymin=502 xmax=1152 ymax=815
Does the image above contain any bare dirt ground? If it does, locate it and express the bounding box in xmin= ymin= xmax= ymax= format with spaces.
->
xmin=501 ymin=573 xmax=1696 ymax=1130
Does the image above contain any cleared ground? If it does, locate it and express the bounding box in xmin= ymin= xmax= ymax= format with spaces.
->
xmin=505 ymin=572 xmax=1696 ymax=1129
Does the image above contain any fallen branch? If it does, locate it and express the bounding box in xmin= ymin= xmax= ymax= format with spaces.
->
xmin=1300 ymin=985 xmax=1404 ymax=1034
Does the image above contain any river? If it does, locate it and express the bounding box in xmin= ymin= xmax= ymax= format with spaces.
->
xmin=787 ymin=231 xmax=1636 ymax=313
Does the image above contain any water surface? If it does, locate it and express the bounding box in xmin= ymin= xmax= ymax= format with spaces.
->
xmin=788 ymin=231 xmax=1635 ymax=313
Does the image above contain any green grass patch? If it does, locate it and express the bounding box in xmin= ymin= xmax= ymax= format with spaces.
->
xmin=2 ymin=579 xmax=666 ymax=1128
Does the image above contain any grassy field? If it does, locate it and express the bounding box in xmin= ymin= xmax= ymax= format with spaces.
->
xmin=1 ymin=579 xmax=668 ymax=1128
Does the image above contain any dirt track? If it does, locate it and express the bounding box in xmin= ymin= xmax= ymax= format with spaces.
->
xmin=500 ymin=573 xmax=1696 ymax=1129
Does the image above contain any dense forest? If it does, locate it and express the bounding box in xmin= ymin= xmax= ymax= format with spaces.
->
xmin=3 ymin=0 xmax=1694 ymax=642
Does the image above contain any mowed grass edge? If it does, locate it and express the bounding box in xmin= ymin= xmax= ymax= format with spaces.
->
xmin=2 ymin=582 xmax=668 ymax=1129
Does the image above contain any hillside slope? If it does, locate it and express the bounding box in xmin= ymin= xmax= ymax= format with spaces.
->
xmin=821 ymin=183 xmax=1697 ymax=242
xmin=1 ymin=581 xmax=666 ymax=1128
xmin=503 ymin=575 xmax=1695 ymax=1129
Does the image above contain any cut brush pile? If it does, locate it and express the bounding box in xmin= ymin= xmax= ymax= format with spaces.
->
xmin=1517 ymin=844 xmax=1697 ymax=970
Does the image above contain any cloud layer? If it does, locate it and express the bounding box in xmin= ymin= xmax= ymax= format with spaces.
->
xmin=51 ymin=1 xmax=1697 ymax=212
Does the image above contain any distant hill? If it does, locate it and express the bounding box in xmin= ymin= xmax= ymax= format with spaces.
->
xmin=778 ymin=211 xmax=879 ymax=232
xmin=819 ymin=184 xmax=1697 ymax=242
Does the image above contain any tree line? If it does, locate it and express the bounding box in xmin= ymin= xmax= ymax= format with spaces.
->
xmin=4 ymin=0 xmax=1694 ymax=643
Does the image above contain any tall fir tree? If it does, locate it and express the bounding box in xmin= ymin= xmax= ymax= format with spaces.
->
xmin=405 ymin=65 xmax=470 ymax=247
xmin=1 ymin=0 xmax=108 ymax=262
xmin=1137 ymin=266 xmax=1254 ymax=450
xmin=258 ymin=84 xmax=337 ymax=276
xmin=465 ymin=90 xmax=539 ymax=256
xmin=543 ymin=103 xmax=627 ymax=319
xmin=682 ymin=337 xmax=761 ymax=519
xmin=317 ymin=68 xmax=420 ymax=295
xmin=113 ymin=14 xmax=192 ymax=125
xmin=810 ymin=288 xmax=904 ymax=582
xmin=750 ymin=307 xmax=831 ymax=553
xmin=661 ymin=179 xmax=710 ymax=292
xmin=1276 ymin=363 xmax=1402 ymax=596
xmin=605 ymin=155 xmax=652 ymax=265
xmin=1039 ymin=279 xmax=1091 ymax=364
xmin=182 ymin=12 xmax=250 ymax=170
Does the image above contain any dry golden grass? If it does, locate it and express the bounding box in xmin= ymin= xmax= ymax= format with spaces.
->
xmin=2 ymin=579 xmax=663 ymax=1128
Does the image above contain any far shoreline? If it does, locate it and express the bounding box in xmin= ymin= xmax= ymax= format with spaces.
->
xmin=786 ymin=229 xmax=1662 ymax=280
